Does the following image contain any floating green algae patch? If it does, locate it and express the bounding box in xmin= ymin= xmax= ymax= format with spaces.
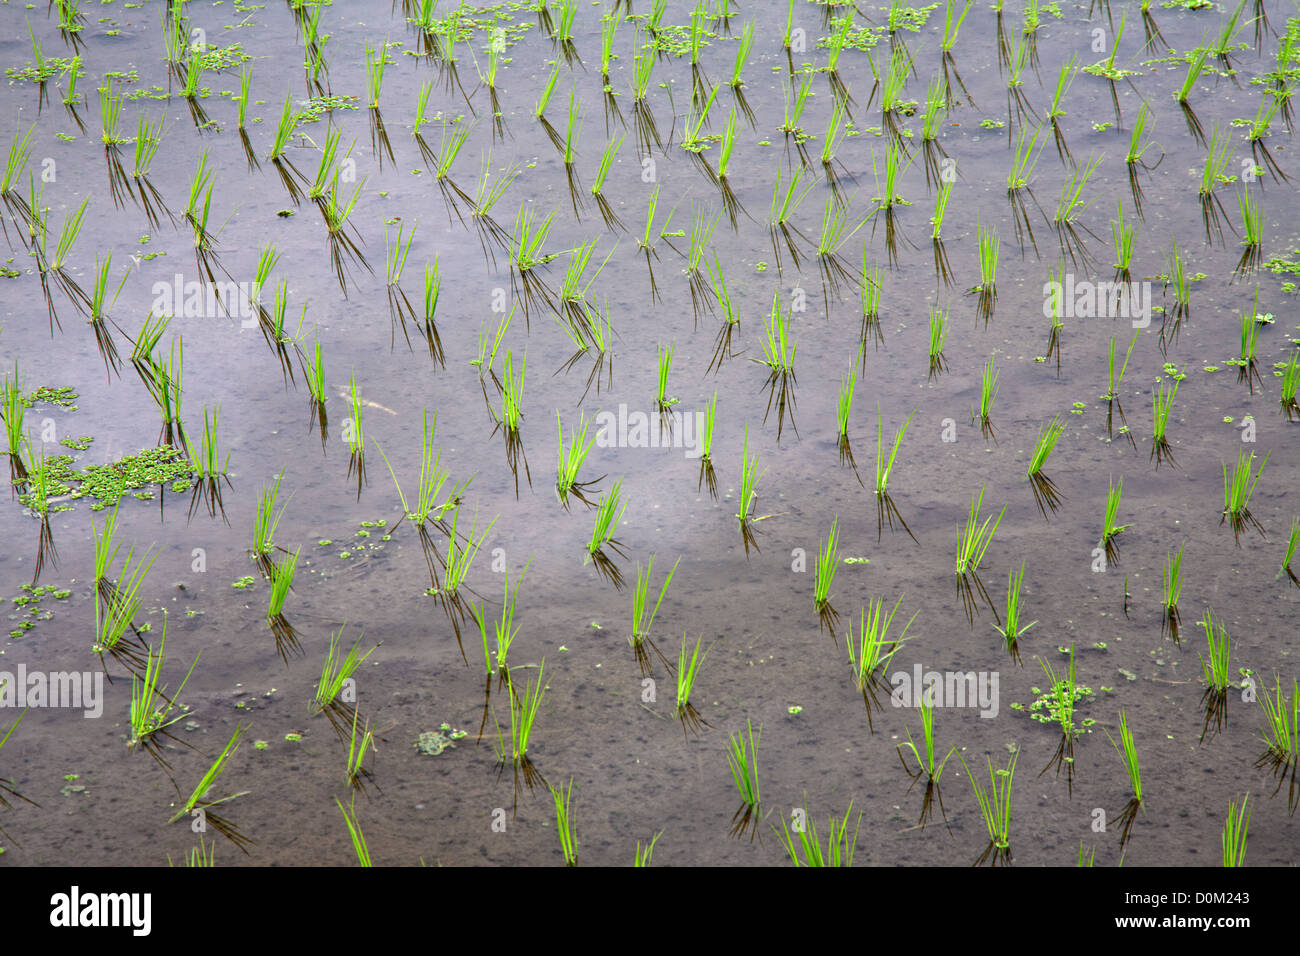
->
xmin=17 ymin=445 xmax=197 ymax=512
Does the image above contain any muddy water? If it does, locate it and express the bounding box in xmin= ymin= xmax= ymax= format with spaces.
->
xmin=0 ymin=0 xmax=1297 ymax=866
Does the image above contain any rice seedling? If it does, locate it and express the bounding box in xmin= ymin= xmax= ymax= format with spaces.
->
xmin=1222 ymin=795 xmax=1250 ymax=866
xmin=816 ymin=195 xmax=870 ymax=306
xmin=266 ymin=93 xmax=305 ymax=203
xmin=335 ymin=796 xmax=371 ymax=867
xmin=1278 ymin=516 xmax=1300 ymax=589
xmin=128 ymin=112 xmax=170 ymax=224
xmin=738 ymin=427 xmax=767 ymax=556
xmin=0 ymin=124 xmax=34 ymax=233
xmin=870 ymin=141 xmax=913 ymax=266
xmin=35 ymin=194 xmax=92 ymax=327
xmin=920 ymin=76 xmax=950 ymax=190
xmin=931 ymin=179 xmax=954 ymax=284
xmin=970 ymin=220 xmax=999 ymax=323
xmin=1006 ymin=124 xmax=1046 ymax=252
xmin=265 ymin=547 xmax=302 ymax=664
xmin=1236 ymin=301 xmax=1264 ymax=394
xmin=1111 ymin=200 xmax=1138 ymax=289
xmin=654 ymin=343 xmax=676 ymax=421
xmin=19 ymin=436 xmax=59 ymax=583
xmin=1279 ymin=350 xmax=1300 ymax=423
xmin=1054 ymin=153 xmax=1103 ymax=264
xmin=128 ymin=614 xmax=199 ymax=776
xmin=1255 ymin=675 xmax=1299 ymax=815
xmin=1163 ymin=241 xmax=1190 ymax=342
xmin=1222 ymin=450 xmax=1269 ymax=545
xmin=553 ymin=0 xmax=581 ymax=65
xmin=897 ymin=700 xmax=957 ymax=830
xmin=753 ymin=291 xmax=798 ymax=440
xmin=556 ymin=412 xmax=601 ymax=509
xmin=858 ymin=255 xmax=886 ymax=353
xmin=430 ymin=119 xmax=474 ymax=226
xmin=344 ymin=377 xmax=367 ymax=498
xmin=249 ymin=469 xmax=289 ymax=581
xmin=1199 ymin=123 xmax=1236 ymax=243
xmin=1198 ymin=608 xmax=1232 ymax=743
xmin=973 ymin=355 xmax=999 ymax=442
xmin=634 ymin=831 xmax=663 ymax=867
xmin=1026 ymin=416 xmax=1066 ymax=518
xmin=510 ymin=203 xmax=559 ymax=322
xmin=1098 ymin=476 xmax=1131 ymax=568
xmin=168 ymin=724 xmax=252 ymax=853
xmin=835 ymin=369 xmax=861 ymax=481
xmin=1044 ymin=260 xmax=1065 ymax=369
xmin=880 ymin=44 xmax=917 ymax=145
xmin=1005 ymin=31 xmax=1038 ymax=127
xmin=927 ymin=307 xmax=949 ymax=380
xmin=848 ymin=596 xmax=915 ymax=732
xmin=872 ymin=405 xmax=918 ymax=545
xmin=806 ymin=518 xmax=843 ymax=634
xmin=0 ymin=364 xmax=28 ymax=486
xmin=940 ymin=0 xmax=975 ymax=106
xmin=776 ymin=802 xmax=862 ymax=866
xmin=629 ymin=555 xmax=679 ymax=677
xmin=996 ymin=561 xmax=1038 ymax=666
xmin=1236 ymin=188 xmax=1264 ymax=278
xmin=1125 ymin=101 xmax=1157 ymax=215
xmin=955 ymin=486 xmax=1006 ymax=626
xmin=590 ymin=135 xmax=624 ymax=230
xmin=1105 ymin=709 xmax=1144 ymax=851
xmin=586 ymin=477 xmax=628 ymax=587
xmin=629 ymin=47 xmax=663 ymax=155
xmin=778 ymin=70 xmax=814 ymax=161
xmin=1046 ymin=55 xmax=1077 ymax=163
xmin=1077 ymin=841 xmax=1096 ymax=867
xmin=961 ymin=748 xmax=1017 ymax=866
xmin=674 ymin=634 xmax=712 ymax=738
xmin=767 ymin=163 xmax=813 ymax=277
xmin=1214 ymin=0 xmax=1248 ymax=67
xmin=141 ymin=335 xmax=186 ymax=451
xmin=341 ymin=706 xmax=377 ymax=795
xmin=1247 ymin=85 xmax=1289 ymax=183
xmin=311 ymin=626 xmax=375 ymax=742
xmin=542 ymin=777 xmax=579 ymax=866
xmin=429 ymin=507 xmax=499 ymax=661
xmin=495 ymin=659 xmax=549 ymax=814
xmin=183 ymin=405 xmax=231 ymax=521
xmin=727 ymin=719 xmax=762 ymax=840
xmin=1037 ymin=648 xmax=1081 ymax=795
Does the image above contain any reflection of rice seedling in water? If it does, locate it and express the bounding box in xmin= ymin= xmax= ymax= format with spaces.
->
xmin=128 ymin=613 xmax=200 ymax=777
xmin=168 ymin=724 xmax=252 ymax=853
xmin=1104 ymin=708 xmax=1144 ymax=853
xmin=555 ymin=412 xmax=602 ymax=509
xmin=961 ymin=748 xmax=1017 ymax=866
xmin=1026 ymin=416 xmax=1066 ymax=518
xmin=813 ymin=518 xmax=841 ymax=634
xmin=143 ymin=336 xmax=186 ymax=450
xmin=183 ymin=405 xmax=231 ymax=521
xmin=21 ymin=437 xmax=58 ymax=583
xmin=847 ymin=596 xmax=914 ymax=732
xmin=727 ymin=719 xmax=762 ymax=841
xmin=955 ymin=486 xmax=1006 ymax=626
xmin=974 ymin=355 xmax=999 ymax=442
xmin=776 ymin=801 xmax=862 ymax=866
xmin=875 ymin=405 xmax=917 ymax=542
xmin=266 ymin=547 xmax=303 ymax=664
xmin=312 ymin=626 xmax=376 ymax=742
xmin=495 ymin=660 xmax=549 ymax=815
xmin=550 ymin=778 xmax=578 ymax=866
xmin=1221 ymin=450 xmax=1268 ymax=545
xmin=897 ymin=700 xmax=957 ymax=830
xmin=1037 ymin=648 xmax=1081 ymax=796
xmin=1278 ymin=351 xmax=1300 ymax=423
xmin=634 ymin=831 xmax=663 ymax=866
xmin=1279 ymin=516 xmax=1300 ymax=589
xmin=1255 ymin=676 xmax=1300 ymax=815
xmin=336 ymin=796 xmax=371 ymax=866
xmin=927 ymin=307 xmax=948 ymax=380
xmin=629 ymin=555 xmax=679 ymax=678
xmin=587 ymin=477 xmax=629 ymax=587
xmin=1198 ymin=609 xmax=1232 ymax=744
xmin=1099 ymin=476 xmax=1130 ymax=567
xmin=675 ymin=634 xmax=712 ymax=737
xmin=996 ymin=561 xmax=1037 ymax=666
xmin=1222 ymin=794 xmax=1250 ymax=866
xmin=738 ymin=426 xmax=766 ymax=556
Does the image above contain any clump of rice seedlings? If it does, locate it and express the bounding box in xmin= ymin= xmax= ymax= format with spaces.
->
xmin=1235 ymin=188 xmax=1264 ymax=278
xmin=0 ymin=125 xmax=35 ymax=235
xmin=858 ymin=254 xmax=886 ymax=354
xmin=1159 ymin=542 xmax=1185 ymax=645
xmin=90 ymin=500 xmax=124 ymax=611
xmin=265 ymin=93 xmax=306 ymax=204
xmin=675 ymin=634 xmax=712 ymax=737
xmin=494 ymin=659 xmax=549 ymax=814
xmin=430 ymin=508 xmax=498 ymax=660
xmin=689 ymin=392 xmax=717 ymax=501
xmin=430 ymin=119 xmax=474 ymax=226
xmin=699 ymin=255 xmax=741 ymax=377
xmin=335 ymin=796 xmax=371 ymax=866
xmin=776 ymin=801 xmax=862 ymax=866
xmin=961 ymin=748 xmax=1017 ymax=866
xmin=715 ymin=107 xmax=746 ymax=226
xmin=848 ymin=596 xmax=915 ymax=732
xmin=729 ymin=19 xmax=756 ymax=124
xmin=414 ymin=258 xmax=446 ymax=369
xmin=342 ymin=707 xmax=376 ymax=794
xmin=1054 ymin=154 xmax=1102 ymax=265
xmin=249 ymin=469 xmax=289 ymax=580
xmin=312 ymin=626 xmax=376 ymax=741
xmin=1175 ymin=46 xmax=1209 ymax=147
xmin=931 ymin=179 xmax=954 ymax=284
xmin=823 ymin=14 xmax=856 ymax=111
xmin=552 ymin=0 xmax=581 ymax=65
xmin=753 ymin=291 xmax=798 ymax=440
xmin=344 ymin=377 xmax=367 ymax=498
xmin=1162 ymin=242 xmax=1190 ymax=346
xmin=968 ymin=220 xmax=999 ymax=324
xmin=384 ymin=219 xmax=418 ymax=347
xmin=1278 ymin=350 xmax=1300 ymax=423
xmin=1213 ymin=0 xmax=1248 ymax=68
xmin=836 ymin=369 xmax=861 ymax=480
xmin=880 ymin=44 xmax=917 ymax=146
xmin=556 ymin=412 xmax=602 ymax=509
xmin=767 ymin=163 xmax=813 ymax=277
xmin=1005 ymin=124 xmax=1045 ymax=253
xmin=321 ymin=164 xmax=372 ymax=295
xmin=1255 ymin=675 xmax=1299 ymax=815
xmin=654 ymin=344 xmax=677 ymax=426
xmin=812 ymin=518 xmax=841 ymax=634
xmin=1246 ymin=90 xmax=1287 ymax=184
xmin=590 ymin=134 xmax=625 ymax=231
xmin=35 ymin=194 xmax=92 ymax=329
xmin=168 ymin=724 xmax=252 ymax=853
xmin=629 ymin=44 xmax=663 ymax=155
xmin=1105 ymin=709 xmax=1144 ymax=851
xmin=873 ymin=405 xmax=917 ymax=543
xmin=510 ymin=203 xmax=559 ymax=322
xmin=183 ymin=405 xmax=231 ymax=521
xmin=0 ymin=363 xmax=28 ymax=486
xmin=265 ymin=547 xmax=302 ymax=663
xmin=128 ymin=614 xmax=199 ymax=776
xmin=299 ymin=331 xmax=328 ymax=445
xmin=974 ymin=355 xmax=999 ymax=442
xmin=685 ymin=204 xmax=722 ymax=326
xmin=1236 ymin=299 xmax=1264 ymax=394
xmin=586 ymin=477 xmax=629 ymax=587
xmin=816 ymin=194 xmax=870 ymax=307
xmin=1026 ymin=416 xmax=1066 ymax=518
xmin=869 ymin=141 xmax=914 ymax=266
xmin=1046 ymin=55 xmax=1076 ymax=163
xmin=738 ymin=427 xmax=766 ymax=555
xmin=1111 ymin=199 xmax=1138 ymax=286
xmin=938 ymin=0 xmax=974 ymax=106
xmin=727 ymin=718 xmax=762 ymax=840
xmin=955 ymin=486 xmax=1006 ymax=626
xmin=1098 ymin=477 xmax=1130 ymax=567
xmin=629 ymin=555 xmax=679 ymax=677
xmin=469 ymin=152 xmax=520 ymax=269
xmin=476 ymin=559 xmax=531 ymax=703
xmin=1222 ymin=795 xmax=1251 ymax=866
xmin=927 ymin=307 xmax=948 ymax=380
xmin=1199 ymin=123 xmax=1236 ymax=244
xmin=634 ymin=831 xmax=663 ymax=866
xmin=1221 ymin=450 xmax=1268 ymax=545
xmin=1125 ymin=101 xmax=1157 ymax=216
xmin=547 ymin=777 xmax=578 ymax=866
xmin=142 ymin=336 xmax=185 ymax=450
xmin=233 ymin=67 xmax=257 ymax=169
xmin=634 ymin=184 xmax=665 ymax=300
xmin=778 ymin=70 xmax=815 ymax=163
xmin=996 ymin=562 xmax=1038 ymax=666
xmin=1037 ymin=648 xmax=1081 ymax=795
xmin=1198 ymin=609 xmax=1232 ymax=743
xmin=1278 ymin=517 xmax=1300 ymax=589
xmin=897 ymin=700 xmax=957 ymax=829
xmin=920 ymin=77 xmax=950 ymax=189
